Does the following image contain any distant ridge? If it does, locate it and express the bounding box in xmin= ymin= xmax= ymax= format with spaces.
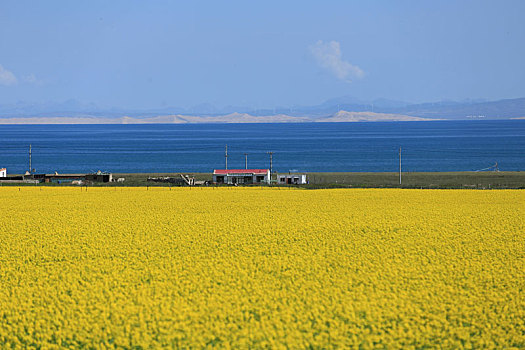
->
xmin=0 ymin=97 xmax=524 ymax=123
xmin=315 ymin=111 xmax=434 ymax=122
xmin=0 ymin=111 xmax=435 ymax=124
xmin=393 ymin=97 xmax=525 ymax=120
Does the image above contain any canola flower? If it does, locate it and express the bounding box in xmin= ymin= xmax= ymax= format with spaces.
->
xmin=0 ymin=187 xmax=523 ymax=348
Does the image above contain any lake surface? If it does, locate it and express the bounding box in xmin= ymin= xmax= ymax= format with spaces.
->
xmin=0 ymin=120 xmax=524 ymax=174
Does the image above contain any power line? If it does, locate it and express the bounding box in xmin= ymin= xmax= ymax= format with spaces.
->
xmin=225 ymin=145 xmax=228 ymax=170
xmin=474 ymin=162 xmax=500 ymax=172
xmin=267 ymin=151 xmax=274 ymax=174
xmin=399 ymin=147 xmax=402 ymax=185
xmin=29 ymin=144 xmax=32 ymax=174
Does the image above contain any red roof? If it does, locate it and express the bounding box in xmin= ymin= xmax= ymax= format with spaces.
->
xmin=214 ymin=169 xmax=268 ymax=175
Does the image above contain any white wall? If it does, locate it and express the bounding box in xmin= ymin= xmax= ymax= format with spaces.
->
xmin=0 ymin=169 xmax=6 ymax=177
xmin=213 ymin=172 xmax=269 ymax=184
xmin=278 ymin=174 xmax=307 ymax=184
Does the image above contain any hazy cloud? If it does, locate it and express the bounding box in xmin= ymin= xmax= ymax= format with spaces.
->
xmin=0 ymin=64 xmax=18 ymax=86
xmin=309 ymin=40 xmax=364 ymax=82
xmin=23 ymin=73 xmax=43 ymax=85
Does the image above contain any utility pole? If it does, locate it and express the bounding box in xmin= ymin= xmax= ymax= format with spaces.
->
xmin=244 ymin=153 xmax=248 ymax=169
xmin=225 ymin=145 xmax=228 ymax=170
xmin=29 ymin=144 xmax=32 ymax=174
xmin=399 ymin=147 xmax=402 ymax=185
xmin=267 ymin=151 xmax=274 ymax=174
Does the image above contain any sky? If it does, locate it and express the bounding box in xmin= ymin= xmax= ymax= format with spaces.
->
xmin=1 ymin=0 xmax=524 ymax=110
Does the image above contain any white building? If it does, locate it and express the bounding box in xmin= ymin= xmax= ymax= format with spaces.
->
xmin=278 ymin=174 xmax=307 ymax=185
xmin=213 ymin=169 xmax=270 ymax=185
xmin=0 ymin=168 xmax=6 ymax=177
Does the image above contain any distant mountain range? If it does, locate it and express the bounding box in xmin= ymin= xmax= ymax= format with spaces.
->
xmin=0 ymin=111 xmax=438 ymax=124
xmin=0 ymin=96 xmax=523 ymax=123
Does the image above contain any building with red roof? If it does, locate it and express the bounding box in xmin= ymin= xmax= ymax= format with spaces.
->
xmin=213 ymin=169 xmax=270 ymax=184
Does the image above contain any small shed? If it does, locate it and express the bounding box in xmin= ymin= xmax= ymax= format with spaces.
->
xmin=40 ymin=174 xmax=85 ymax=183
xmin=278 ymin=174 xmax=307 ymax=185
xmin=0 ymin=168 xmax=6 ymax=178
xmin=213 ymin=169 xmax=270 ymax=185
xmin=86 ymin=171 xmax=112 ymax=183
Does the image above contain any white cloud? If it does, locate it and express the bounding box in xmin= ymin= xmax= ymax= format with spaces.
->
xmin=0 ymin=64 xmax=18 ymax=86
xmin=309 ymin=40 xmax=364 ymax=82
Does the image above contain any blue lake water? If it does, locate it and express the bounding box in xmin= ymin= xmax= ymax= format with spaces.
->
xmin=0 ymin=120 xmax=524 ymax=173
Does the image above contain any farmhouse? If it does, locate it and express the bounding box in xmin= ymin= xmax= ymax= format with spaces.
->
xmin=278 ymin=174 xmax=307 ymax=185
xmin=213 ymin=169 xmax=270 ymax=185
xmin=0 ymin=168 xmax=6 ymax=177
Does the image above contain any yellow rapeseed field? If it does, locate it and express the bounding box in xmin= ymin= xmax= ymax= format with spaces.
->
xmin=0 ymin=187 xmax=523 ymax=348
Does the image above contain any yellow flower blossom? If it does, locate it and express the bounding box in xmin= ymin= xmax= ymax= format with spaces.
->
xmin=0 ymin=187 xmax=523 ymax=348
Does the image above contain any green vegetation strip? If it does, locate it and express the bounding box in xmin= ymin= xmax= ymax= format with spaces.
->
xmin=3 ymin=172 xmax=520 ymax=189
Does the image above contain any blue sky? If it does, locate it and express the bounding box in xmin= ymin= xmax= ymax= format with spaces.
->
xmin=1 ymin=0 xmax=524 ymax=110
